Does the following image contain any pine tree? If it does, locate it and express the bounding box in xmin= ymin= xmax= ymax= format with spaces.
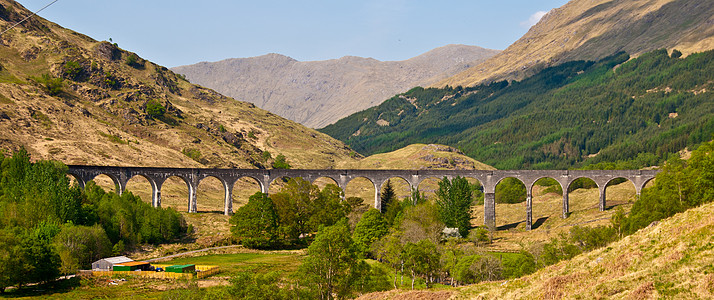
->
xmin=380 ymin=180 xmax=396 ymax=214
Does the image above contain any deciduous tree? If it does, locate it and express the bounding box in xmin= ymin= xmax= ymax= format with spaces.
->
xmin=230 ymin=192 xmax=279 ymax=248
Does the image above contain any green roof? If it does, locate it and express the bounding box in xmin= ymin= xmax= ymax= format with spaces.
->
xmin=165 ymin=264 xmax=195 ymax=273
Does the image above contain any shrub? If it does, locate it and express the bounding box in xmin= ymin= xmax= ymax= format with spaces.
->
xmin=125 ymin=53 xmax=143 ymax=68
xmin=145 ymin=99 xmax=166 ymax=118
xmin=62 ymin=61 xmax=83 ymax=81
xmin=272 ymin=154 xmax=291 ymax=169
xmin=36 ymin=74 xmax=63 ymax=96
xmin=182 ymin=148 xmax=202 ymax=162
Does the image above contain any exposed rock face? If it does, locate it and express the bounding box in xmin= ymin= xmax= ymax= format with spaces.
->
xmin=172 ymin=45 xmax=499 ymax=128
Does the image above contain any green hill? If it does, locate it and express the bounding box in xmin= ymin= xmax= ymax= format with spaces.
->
xmin=320 ymin=49 xmax=714 ymax=169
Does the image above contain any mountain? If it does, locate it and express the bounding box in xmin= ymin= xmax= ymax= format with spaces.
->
xmin=171 ymin=45 xmax=499 ymax=128
xmin=0 ymin=0 xmax=355 ymax=169
xmin=439 ymin=0 xmax=714 ymax=87
xmin=321 ymin=49 xmax=714 ymax=169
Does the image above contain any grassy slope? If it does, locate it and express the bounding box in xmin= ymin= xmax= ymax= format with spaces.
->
xmin=336 ymin=143 xmax=495 ymax=171
xmin=439 ymin=0 xmax=714 ymax=88
xmin=456 ymin=201 xmax=714 ymax=299
xmin=0 ymin=0 xmax=355 ymax=169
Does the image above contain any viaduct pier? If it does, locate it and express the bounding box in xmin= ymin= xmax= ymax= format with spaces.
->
xmin=66 ymin=166 xmax=659 ymax=231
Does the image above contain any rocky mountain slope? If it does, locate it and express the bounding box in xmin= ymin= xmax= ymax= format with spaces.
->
xmin=171 ymin=45 xmax=499 ymax=128
xmin=439 ymin=0 xmax=714 ymax=87
xmin=0 ymin=0 xmax=355 ymax=169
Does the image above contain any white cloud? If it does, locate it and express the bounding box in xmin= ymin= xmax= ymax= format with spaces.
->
xmin=520 ymin=10 xmax=548 ymax=28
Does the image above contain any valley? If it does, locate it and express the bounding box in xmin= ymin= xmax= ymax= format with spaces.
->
xmin=0 ymin=0 xmax=712 ymax=298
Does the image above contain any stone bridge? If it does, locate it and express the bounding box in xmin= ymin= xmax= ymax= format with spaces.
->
xmin=66 ymin=166 xmax=659 ymax=231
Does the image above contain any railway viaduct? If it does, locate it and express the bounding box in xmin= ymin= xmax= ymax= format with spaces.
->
xmin=66 ymin=166 xmax=658 ymax=231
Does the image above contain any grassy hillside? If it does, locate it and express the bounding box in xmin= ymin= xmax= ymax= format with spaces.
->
xmin=0 ymin=0 xmax=355 ymax=169
xmin=321 ymin=49 xmax=714 ymax=169
xmin=439 ymin=0 xmax=714 ymax=88
xmin=455 ymin=200 xmax=714 ymax=299
xmin=336 ymin=143 xmax=494 ymax=170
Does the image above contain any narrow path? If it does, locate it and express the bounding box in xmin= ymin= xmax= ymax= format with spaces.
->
xmin=145 ymin=245 xmax=242 ymax=262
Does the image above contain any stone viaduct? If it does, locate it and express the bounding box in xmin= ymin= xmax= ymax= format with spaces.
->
xmin=66 ymin=166 xmax=659 ymax=231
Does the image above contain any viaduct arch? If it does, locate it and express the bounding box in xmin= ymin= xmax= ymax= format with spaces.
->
xmin=67 ymin=166 xmax=658 ymax=231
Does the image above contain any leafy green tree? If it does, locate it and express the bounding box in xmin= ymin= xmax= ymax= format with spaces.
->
xmin=352 ymin=208 xmax=388 ymax=256
xmin=298 ymin=219 xmax=356 ymax=300
xmin=53 ymin=223 xmax=112 ymax=275
xmin=271 ymin=177 xmax=320 ymax=241
xmin=502 ymin=250 xmax=536 ymax=279
xmin=230 ymin=192 xmax=279 ymax=249
xmin=370 ymin=230 xmax=403 ymax=289
xmin=403 ymin=240 xmax=440 ymax=289
xmin=86 ymin=181 xmax=185 ymax=248
xmin=310 ymin=184 xmax=350 ymax=231
xmin=436 ymin=176 xmax=474 ymax=237
xmin=439 ymin=239 xmax=463 ymax=286
xmin=0 ymin=228 xmax=21 ymax=292
xmin=17 ymin=222 xmax=61 ymax=286
xmin=453 ymin=254 xmax=502 ymax=284
xmin=382 ymin=197 xmax=404 ymax=227
xmin=404 ymin=187 xmax=427 ymax=207
xmin=0 ymin=148 xmax=83 ymax=228
xmin=272 ymin=154 xmax=291 ymax=169
xmin=398 ymin=201 xmax=445 ymax=245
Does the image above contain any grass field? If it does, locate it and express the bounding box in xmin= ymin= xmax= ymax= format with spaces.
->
xmin=156 ymin=250 xmax=305 ymax=276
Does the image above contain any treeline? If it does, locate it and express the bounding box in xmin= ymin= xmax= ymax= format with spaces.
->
xmin=320 ymin=49 xmax=714 ymax=169
xmin=0 ymin=149 xmax=186 ymax=292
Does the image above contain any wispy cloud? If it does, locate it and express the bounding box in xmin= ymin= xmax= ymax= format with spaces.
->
xmin=520 ymin=10 xmax=548 ymax=28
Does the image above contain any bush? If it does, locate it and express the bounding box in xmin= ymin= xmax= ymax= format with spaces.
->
xmin=182 ymin=148 xmax=202 ymax=163
xmin=502 ymin=250 xmax=536 ymax=279
xmin=62 ymin=61 xmax=83 ymax=81
xmin=145 ymin=99 xmax=166 ymax=118
xmin=36 ymin=74 xmax=63 ymax=96
xmin=468 ymin=226 xmax=491 ymax=245
xmin=125 ymin=53 xmax=143 ymax=68
xmin=272 ymin=154 xmax=290 ymax=169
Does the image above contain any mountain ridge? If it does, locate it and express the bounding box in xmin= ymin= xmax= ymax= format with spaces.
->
xmin=172 ymin=44 xmax=499 ymax=128
xmin=438 ymin=0 xmax=714 ymax=87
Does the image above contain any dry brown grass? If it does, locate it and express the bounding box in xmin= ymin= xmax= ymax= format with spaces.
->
xmin=438 ymin=0 xmax=714 ymax=88
xmin=455 ymin=201 xmax=714 ymax=299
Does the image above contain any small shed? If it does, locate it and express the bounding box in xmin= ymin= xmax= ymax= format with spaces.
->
xmin=92 ymin=256 xmax=133 ymax=271
xmin=165 ymin=264 xmax=196 ymax=273
xmin=113 ymin=261 xmax=150 ymax=271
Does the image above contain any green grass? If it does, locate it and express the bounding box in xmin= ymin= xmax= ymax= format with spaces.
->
xmin=98 ymin=131 xmax=127 ymax=144
xmin=158 ymin=251 xmax=305 ymax=276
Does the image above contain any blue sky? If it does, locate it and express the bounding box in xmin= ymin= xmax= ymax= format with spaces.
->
xmin=16 ymin=0 xmax=569 ymax=68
